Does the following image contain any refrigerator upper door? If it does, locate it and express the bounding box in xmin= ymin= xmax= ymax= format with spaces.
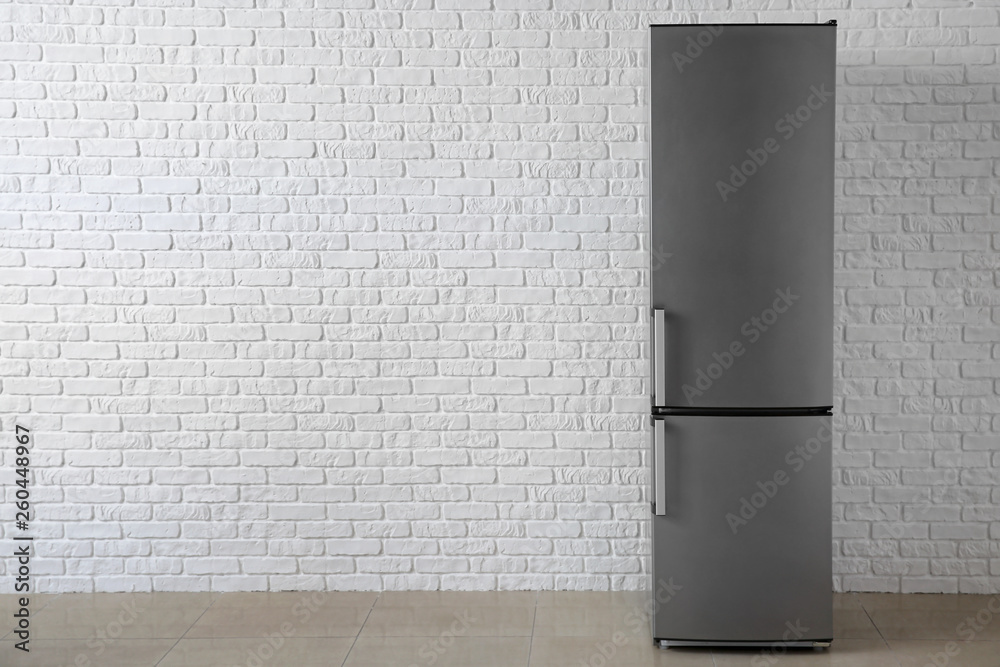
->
xmin=651 ymin=415 xmax=833 ymax=643
xmin=650 ymin=25 xmax=834 ymax=409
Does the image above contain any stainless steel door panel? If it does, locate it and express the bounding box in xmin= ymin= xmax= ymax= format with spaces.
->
xmin=649 ymin=25 xmax=835 ymax=408
xmin=651 ymin=415 xmax=833 ymax=642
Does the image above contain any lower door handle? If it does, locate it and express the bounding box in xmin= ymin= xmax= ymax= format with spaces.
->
xmin=653 ymin=419 xmax=665 ymax=516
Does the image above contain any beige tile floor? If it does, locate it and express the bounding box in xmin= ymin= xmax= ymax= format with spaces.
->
xmin=1 ymin=591 xmax=999 ymax=665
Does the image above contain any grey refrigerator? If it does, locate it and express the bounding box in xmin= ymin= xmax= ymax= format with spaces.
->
xmin=648 ymin=23 xmax=835 ymax=647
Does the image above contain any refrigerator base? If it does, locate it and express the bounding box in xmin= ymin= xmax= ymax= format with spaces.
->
xmin=658 ymin=640 xmax=832 ymax=649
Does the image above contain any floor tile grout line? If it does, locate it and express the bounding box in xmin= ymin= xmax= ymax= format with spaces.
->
xmin=339 ymin=592 xmax=380 ymax=667
xmin=856 ymin=597 xmax=907 ymax=665
xmin=524 ymin=590 xmax=539 ymax=667
xmin=859 ymin=599 xmax=889 ymax=641
xmin=152 ymin=593 xmax=221 ymax=667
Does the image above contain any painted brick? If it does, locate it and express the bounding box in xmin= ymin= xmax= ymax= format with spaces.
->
xmin=0 ymin=1 xmax=996 ymax=594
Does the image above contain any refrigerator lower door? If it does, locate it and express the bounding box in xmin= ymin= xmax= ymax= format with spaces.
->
xmin=651 ymin=415 xmax=832 ymax=644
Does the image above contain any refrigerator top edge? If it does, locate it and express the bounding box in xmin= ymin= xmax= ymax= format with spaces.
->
xmin=649 ymin=22 xmax=836 ymax=27
xmin=652 ymin=408 xmax=833 ymax=417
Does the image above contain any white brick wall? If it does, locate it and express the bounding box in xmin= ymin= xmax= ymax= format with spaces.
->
xmin=0 ymin=1 xmax=998 ymax=594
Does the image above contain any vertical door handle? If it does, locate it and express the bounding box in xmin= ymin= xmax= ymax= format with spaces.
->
xmin=653 ymin=419 xmax=666 ymax=516
xmin=652 ymin=309 xmax=666 ymax=407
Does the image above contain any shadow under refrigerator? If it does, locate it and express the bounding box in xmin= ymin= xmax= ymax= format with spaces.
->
xmin=648 ymin=23 xmax=836 ymax=648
